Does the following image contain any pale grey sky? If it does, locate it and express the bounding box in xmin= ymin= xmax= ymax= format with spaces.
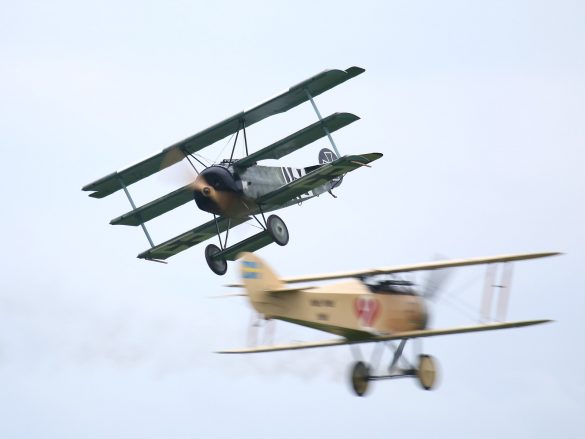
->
xmin=1 ymin=1 xmax=584 ymax=438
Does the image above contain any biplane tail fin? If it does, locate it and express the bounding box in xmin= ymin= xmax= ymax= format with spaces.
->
xmin=239 ymin=252 xmax=283 ymax=305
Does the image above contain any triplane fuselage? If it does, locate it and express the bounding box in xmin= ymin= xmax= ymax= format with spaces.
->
xmin=219 ymin=251 xmax=559 ymax=396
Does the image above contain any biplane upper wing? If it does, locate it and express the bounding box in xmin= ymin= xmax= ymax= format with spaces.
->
xmin=279 ymin=252 xmax=562 ymax=284
xmin=217 ymin=319 xmax=551 ymax=353
xmin=234 ymin=112 xmax=359 ymax=169
xmin=137 ymin=216 xmax=249 ymax=260
xmin=83 ymin=67 xmax=365 ymax=199
xmin=256 ymin=152 xmax=383 ymax=208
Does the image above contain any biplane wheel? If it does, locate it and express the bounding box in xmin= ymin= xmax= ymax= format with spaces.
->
xmin=205 ymin=244 xmax=227 ymax=276
xmin=416 ymin=354 xmax=437 ymax=390
xmin=266 ymin=215 xmax=289 ymax=246
xmin=350 ymin=361 xmax=371 ymax=397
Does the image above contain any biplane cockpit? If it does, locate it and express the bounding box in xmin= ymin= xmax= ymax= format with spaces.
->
xmin=363 ymin=277 xmax=417 ymax=295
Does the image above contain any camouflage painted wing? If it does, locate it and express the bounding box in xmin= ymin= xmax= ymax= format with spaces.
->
xmin=137 ymin=216 xmax=249 ymax=261
xmin=234 ymin=112 xmax=359 ymax=169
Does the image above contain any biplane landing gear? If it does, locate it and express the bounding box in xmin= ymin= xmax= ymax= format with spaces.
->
xmin=350 ymin=361 xmax=371 ymax=397
xmin=266 ymin=215 xmax=289 ymax=246
xmin=348 ymin=340 xmax=439 ymax=396
xmin=205 ymin=243 xmax=227 ymax=276
xmin=416 ymin=354 xmax=437 ymax=390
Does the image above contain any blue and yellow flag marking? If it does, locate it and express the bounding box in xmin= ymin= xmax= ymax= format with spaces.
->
xmin=242 ymin=260 xmax=262 ymax=279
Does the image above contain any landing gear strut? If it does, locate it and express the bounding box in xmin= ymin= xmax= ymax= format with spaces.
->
xmin=204 ymin=213 xmax=289 ymax=275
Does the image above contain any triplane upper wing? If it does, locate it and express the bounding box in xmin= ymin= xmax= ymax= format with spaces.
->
xmin=82 ymin=67 xmax=365 ymax=199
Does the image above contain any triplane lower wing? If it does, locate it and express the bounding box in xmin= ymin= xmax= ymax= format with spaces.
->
xmin=82 ymin=66 xmax=382 ymax=273
xmin=219 ymin=251 xmax=559 ymax=396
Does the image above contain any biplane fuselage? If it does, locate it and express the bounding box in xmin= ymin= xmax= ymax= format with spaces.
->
xmin=248 ymin=278 xmax=428 ymax=339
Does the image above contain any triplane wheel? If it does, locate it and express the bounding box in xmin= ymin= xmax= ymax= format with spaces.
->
xmin=266 ymin=215 xmax=289 ymax=246
xmin=205 ymin=244 xmax=227 ymax=276
xmin=416 ymin=354 xmax=438 ymax=390
xmin=350 ymin=361 xmax=371 ymax=397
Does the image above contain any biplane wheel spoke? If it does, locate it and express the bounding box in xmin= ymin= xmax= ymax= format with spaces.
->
xmin=205 ymin=244 xmax=228 ymax=276
xmin=416 ymin=354 xmax=438 ymax=390
xmin=266 ymin=215 xmax=289 ymax=246
xmin=350 ymin=361 xmax=371 ymax=397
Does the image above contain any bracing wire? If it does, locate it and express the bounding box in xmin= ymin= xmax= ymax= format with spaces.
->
xmin=213 ymin=132 xmax=236 ymax=164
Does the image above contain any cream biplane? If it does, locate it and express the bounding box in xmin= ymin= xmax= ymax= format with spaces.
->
xmin=82 ymin=66 xmax=381 ymax=274
xmin=219 ymin=251 xmax=559 ymax=396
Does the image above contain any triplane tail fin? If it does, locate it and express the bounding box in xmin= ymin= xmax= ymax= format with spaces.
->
xmin=239 ymin=252 xmax=283 ymax=301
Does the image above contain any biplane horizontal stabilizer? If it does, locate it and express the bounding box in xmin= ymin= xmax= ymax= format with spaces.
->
xmin=82 ymin=66 xmax=365 ymax=198
xmin=137 ymin=216 xmax=250 ymax=260
xmin=217 ymin=319 xmax=552 ymax=354
xmin=111 ymin=184 xmax=194 ymax=226
xmin=256 ymin=152 xmax=383 ymax=207
xmin=235 ymin=112 xmax=359 ymax=169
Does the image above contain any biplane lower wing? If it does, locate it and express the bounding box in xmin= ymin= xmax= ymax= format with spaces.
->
xmin=137 ymin=216 xmax=250 ymax=260
xmin=217 ymin=319 xmax=551 ymax=353
xmin=256 ymin=152 xmax=383 ymax=207
xmin=111 ymin=184 xmax=194 ymax=226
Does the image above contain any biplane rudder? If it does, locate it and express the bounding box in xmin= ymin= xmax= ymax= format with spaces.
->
xmin=238 ymin=252 xmax=283 ymax=314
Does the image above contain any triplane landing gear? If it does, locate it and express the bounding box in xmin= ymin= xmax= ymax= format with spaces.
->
xmin=204 ymin=213 xmax=289 ymax=275
xmin=205 ymin=243 xmax=228 ymax=276
xmin=266 ymin=214 xmax=289 ymax=246
xmin=349 ymin=340 xmax=438 ymax=396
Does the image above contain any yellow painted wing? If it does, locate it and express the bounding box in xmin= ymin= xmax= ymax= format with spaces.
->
xmin=217 ymin=319 xmax=551 ymax=354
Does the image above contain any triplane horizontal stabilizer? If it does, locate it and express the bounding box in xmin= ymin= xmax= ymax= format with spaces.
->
xmin=82 ymin=66 xmax=383 ymax=274
xmin=219 ymin=251 xmax=559 ymax=396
